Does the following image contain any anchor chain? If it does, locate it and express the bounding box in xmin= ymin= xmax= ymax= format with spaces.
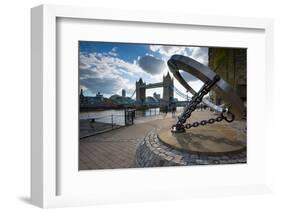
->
xmin=171 ymin=74 xmax=235 ymax=133
xmin=183 ymin=109 xmax=235 ymax=129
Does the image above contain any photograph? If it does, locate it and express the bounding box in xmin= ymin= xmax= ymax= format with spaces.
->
xmin=78 ymin=41 xmax=247 ymax=170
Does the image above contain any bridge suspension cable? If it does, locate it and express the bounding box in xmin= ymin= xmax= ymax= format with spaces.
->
xmin=130 ymin=89 xmax=136 ymax=99
xmin=169 ymin=85 xmax=191 ymax=100
xmin=130 ymin=85 xmax=191 ymax=101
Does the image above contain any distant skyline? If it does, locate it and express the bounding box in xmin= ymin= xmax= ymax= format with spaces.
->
xmin=79 ymin=41 xmax=208 ymax=100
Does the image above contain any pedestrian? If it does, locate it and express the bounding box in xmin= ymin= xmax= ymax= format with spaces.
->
xmin=164 ymin=105 xmax=168 ymax=117
xmin=172 ymin=103 xmax=176 ymax=118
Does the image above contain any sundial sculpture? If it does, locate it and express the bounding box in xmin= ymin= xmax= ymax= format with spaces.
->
xmin=136 ymin=54 xmax=246 ymax=167
xmin=168 ymin=54 xmax=245 ymax=132
xmin=157 ymin=55 xmax=246 ymax=155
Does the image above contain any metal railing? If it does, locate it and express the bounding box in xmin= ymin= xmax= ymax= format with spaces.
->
xmin=80 ymin=110 xmax=136 ymax=139
xmin=80 ymin=115 xmax=123 ymax=138
xmin=134 ymin=108 xmax=161 ymax=118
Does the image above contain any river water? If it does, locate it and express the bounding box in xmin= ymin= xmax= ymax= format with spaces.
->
xmin=80 ymin=108 xmax=161 ymax=126
xmin=80 ymin=107 xmax=185 ymax=126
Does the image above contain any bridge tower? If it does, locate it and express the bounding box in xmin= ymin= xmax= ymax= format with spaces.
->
xmin=163 ymin=72 xmax=174 ymax=103
xmin=136 ymin=78 xmax=146 ymax=103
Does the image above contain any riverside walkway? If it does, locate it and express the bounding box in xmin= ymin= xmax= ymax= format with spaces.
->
xmin=79 ymin=110 xmax=246 ymax=170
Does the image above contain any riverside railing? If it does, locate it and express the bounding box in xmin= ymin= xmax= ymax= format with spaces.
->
xmin=80 ymin=108 xmax=165 ymax=139
xmin=80 ymin=114 xmax=123 ymax=138
xmin=134 ymin=108 xmax=160 ymax=118
xmin=79 ymin=110 xmax=136 ymax=139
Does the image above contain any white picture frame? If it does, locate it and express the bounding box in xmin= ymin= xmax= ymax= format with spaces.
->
xmin=31 ymin=4 xmax=274 ymax=208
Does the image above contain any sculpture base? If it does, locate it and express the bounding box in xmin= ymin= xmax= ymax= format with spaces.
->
xmin=158 ymin=124 xmax=246 ymax=155
xmin=135 ymin=125 xmax=246 ymax=167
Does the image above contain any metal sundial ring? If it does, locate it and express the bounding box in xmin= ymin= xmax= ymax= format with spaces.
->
xmin=167 ymin=55 xmax=245 ymax=132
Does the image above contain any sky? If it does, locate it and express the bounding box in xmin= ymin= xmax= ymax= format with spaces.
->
xmin=79 ymin=41 xmax=208 ymax=100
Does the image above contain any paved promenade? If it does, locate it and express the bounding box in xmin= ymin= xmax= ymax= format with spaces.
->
xmin=79 ymin=110 xmax=246 ymax=170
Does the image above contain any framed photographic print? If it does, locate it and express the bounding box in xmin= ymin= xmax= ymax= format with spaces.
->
xmin=31 ymin=4 xmax=274 ymax=208
xmin=78 ymin=41 xmax=247 ymax=170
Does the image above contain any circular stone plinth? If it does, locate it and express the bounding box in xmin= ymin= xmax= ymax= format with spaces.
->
xmin=158 ymin=124 xmax=246 ymax=156
xmin=135 ymin=130 xmax=246 ymax=168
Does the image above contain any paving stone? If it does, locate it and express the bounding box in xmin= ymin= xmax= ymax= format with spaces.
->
xmin=165 ymin=156 xmax=174 ymax=161
xmin=221 ymin=155 xmax=230 ymax=160
xmin=136 ymin=131 xmax=247 ymax=167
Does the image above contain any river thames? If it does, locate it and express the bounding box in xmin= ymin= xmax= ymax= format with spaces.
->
xmin=79 ymin=107 xmax=186 ymax=126
xmin=80 ymin=108 xmax=161 ymax=126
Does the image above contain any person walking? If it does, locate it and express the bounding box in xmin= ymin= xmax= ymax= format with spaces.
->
xmin=172 ymin=102 xmax=176 ymax=118
xmin=164 ymin=104 xmax=168 ymax=118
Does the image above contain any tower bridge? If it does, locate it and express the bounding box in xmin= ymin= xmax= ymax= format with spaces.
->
xmin=136 ymin=73 xmax=174 ymax=104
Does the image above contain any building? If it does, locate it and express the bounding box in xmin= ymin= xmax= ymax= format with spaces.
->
xmin=79 ymin=89 xmax=104 ymax=105
xmin=95 ymin=92 xmax=104 ymax=101
xmin=122 ymin=89 xmax=126 ymax=98
xmin=162 ymin=72 xmax=174 ymax=103
xmin=109 ymin=94 xmax=134 ymax=104
xmin=208 ymin=48 xmax=247 ymax=105
xmin=135 ymin=73 xmax=174 ymax=104
xmin=135 ymin=78 xmax=146 ymax=103
xmin=153 ymin=92 xmax=161 ymax=101
xmin=144 ymin=96 xmax=160 ymax=107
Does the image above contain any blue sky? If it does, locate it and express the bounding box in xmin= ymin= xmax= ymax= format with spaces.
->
xmin=79 ymin=41 xmax=208 ymax=100
xmin=80 ymin=42 xmax=162 ymax=63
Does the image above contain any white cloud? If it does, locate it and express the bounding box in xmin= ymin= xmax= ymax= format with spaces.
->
xmin=108 ymin=47 xmax=118 ymax=56
xmin=149 ymin=45 xmax=208 ymax=65
xmin=150 ymin=45 xmax=188 ymax=58
xmin=80 ymin=52 xmax=147 ymax=77
xmin=188 ymin=47 xmax=208 ymax=65
xmin=148 ymin=45 xmax=210 ymax=100
xmin=79 ymin=52 xmax=153 ymax=97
